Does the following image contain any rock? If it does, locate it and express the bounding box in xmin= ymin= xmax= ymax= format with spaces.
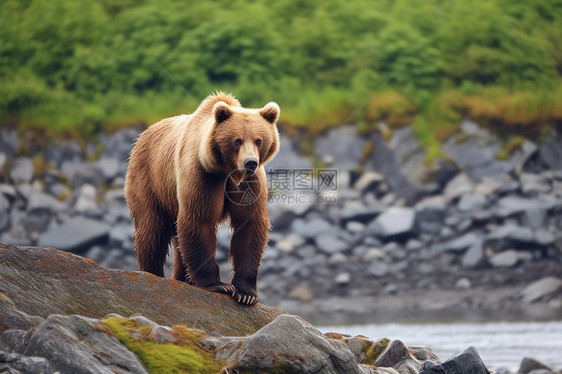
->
xmin=365 ymin=132 xmax=427 ymax=203
xmin=289 ymin=283 xmax=314 ymax=302
xmin=224 ymin=315 xmax=365 ymax=374
xmin=341 ymin=206 xmax=385 ymax=225
xmin=366 ymin=208 xmax=416 ymax=238
xmin=415 ymin=196 xmax=446 ymax=235
xmin=367 ymin=262 xmax=389 ymax=278
xmin=27 ymin=192 xmax=66 ymax=212
xmin=436 ymin=232 xmax=482 ymax=253
xmin=38 ymin=216 xmax=110 ymax=253
xmin=420 ymin=346 xmax=489 ymax=374
xmin=346 ymin=221 xmax=366 ymax=233
xmin=457 ymin=194 xmax=487 ymax=211
xmin=534 ymin=229 xmax=555 ymax=246
xmin=518 ymin=357 xmax=553 ymax=374
xmin=62 ymin=161 xmax=105 ymax=187
xmin=408 ymin=346 xmax=440 ymax=363
xmin=354 ymin=171 xmax=384 ymax=192
xmin=444 ymin=173 xmax=475 ymax=202
xmin=347 ymin=337 xmax=390 ymax=365
xmin=267 ymin=135 xmax=313 ymax=170
xmin=487 ymin=224 xmax=535 ymax=245
xmin=374 ymin=339 xmax=421 ymax=374
xmin=462 ymin=242 xmax=486 ymax=269
xmin=489 ymin=250 xmax=520 ymax=267
xmin=335 ymin=272 xmax=351 ymax=285
xmin=520 ymin=173 xmax=551 ymax=194
xmin=521 ymin=277 xmax=562 ymax=303
xmin=455 ymin=278 xmax=472 ymax=290
xmin=315 ymin=126 xmax=367 ymax=169
xmin=0 ymin=243 xmax=284 ymax=336
xmin=0 ymin=314 xmax=148 ymax=374
xmin=95 ymin=157 xmax=123 ymax=182
xmin=291 ymin=218 xmax=332 ymax=239
xmin=10 ymin=158 xmax=34 ymax=183
xmin=0 ymin=350 xmax=55 ymax=373
xmin=130 ymin=315 xmax=158 ymax=327
xmin=496 ymin=196 xmax=553 ymax=217
xmin=316 ymin=233 xmax=345 ymax=254
xmin=148 ymin=325 xmax=174 ymax=344
xmin=73 ymin=184 xmax=98 ymax=213
xmin=523 ymin=209 xmax=547 ymax=230
xmin=329 ymin=252 xmax=348 ymax=264
xmin=539 ymin=138 xmax=562 ymax=170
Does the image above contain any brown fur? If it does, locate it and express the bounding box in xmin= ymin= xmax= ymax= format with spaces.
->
xmin=125 ymin=92 xmax=280 ymax=305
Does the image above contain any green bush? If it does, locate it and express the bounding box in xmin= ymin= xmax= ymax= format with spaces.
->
xmin=1 ymin=0 xmax=561 ymax=141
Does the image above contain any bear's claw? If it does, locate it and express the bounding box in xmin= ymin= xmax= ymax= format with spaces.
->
xmin=233 ymin=291 xmax=258 ymax=305
xmin=204 ymin=284 xmax=235 ymax=296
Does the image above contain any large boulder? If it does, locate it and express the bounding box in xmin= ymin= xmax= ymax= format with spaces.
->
xmin=0 ymin=242 xmax=284 ymax=336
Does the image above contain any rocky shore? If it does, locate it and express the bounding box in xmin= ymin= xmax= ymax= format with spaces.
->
xmin=0 ymin=120 xmax=561 ymax=324
xmin=2 ymin=243 xmax=559 ymax=374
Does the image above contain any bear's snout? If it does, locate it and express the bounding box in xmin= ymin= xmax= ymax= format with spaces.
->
xmin=244 ymin=158 xmax=258 ymax=174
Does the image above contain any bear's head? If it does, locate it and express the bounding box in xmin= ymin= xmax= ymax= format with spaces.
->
xmin=204 ymin=100 xmax=280 ymax=183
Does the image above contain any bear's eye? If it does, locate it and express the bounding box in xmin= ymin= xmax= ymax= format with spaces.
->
xmin=255 ymin=139 xmax=262 ymax=147
xmin=234 ymin=138 xmax=243 ymax=146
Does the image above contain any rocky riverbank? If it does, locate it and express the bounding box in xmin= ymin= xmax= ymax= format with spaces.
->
xmin=3 ymin=243 xmax=559 ymax=374
xmin=0 ymin=121 xmax=561 ymax=323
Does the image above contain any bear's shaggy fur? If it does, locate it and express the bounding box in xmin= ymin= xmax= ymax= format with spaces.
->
xmin=125 ymin=92 xmax=280 ymax=305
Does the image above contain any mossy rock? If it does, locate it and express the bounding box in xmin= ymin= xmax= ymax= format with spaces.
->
xmin=103 ymin=316 xmax=223 ymax=374
xmin=363 ymin=338 xmax=391 ymax=365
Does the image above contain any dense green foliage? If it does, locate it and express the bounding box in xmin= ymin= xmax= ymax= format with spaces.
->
xmin=1 ymin=0 xmax=561 ymax=141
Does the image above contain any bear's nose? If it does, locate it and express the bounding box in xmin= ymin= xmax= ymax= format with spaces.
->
xmin=244 ymin=158 xmax=258 ymax=174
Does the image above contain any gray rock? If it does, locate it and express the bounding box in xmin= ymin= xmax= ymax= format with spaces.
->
xmin=0 ymin=209 xmax=8 ymax=233
xmin=444 ymin=173 xmax=475 ymax=202
xmin=148 ymin=325 xmax=174 ymax=344
xmin=346 ymin=221 xmax=366 ymax=233
xmin=0 ymin=184 xmax=17 ymax=200
xmin=315 ymin=126 xmax=366 ymax=170
xmin=420 ymin=346 xmax=489 ymax=374
xmin=130 ymin=315 xmax=158 ymax=327
xmin=10 ymin=158 xmax=34 ymax=183
xmin=374 ymin=340 xmax=421 ymax=374
xmin=366 ymin=208 xmax=416 ymax=238
xmin=44 ymin=139 xmax=83 ymax=166
xmin=462 ymin=242 xmax=486 ymax=269
xmin=520 ymin=173 xmax=551 ymax=194
xmin=457 ymin=194 xmax=487 ymax=211
xmin=534 ymin=229 xmax=555 ymax=246
xmin=408 ymin=345 xmax=441 ymax=363
xmin=291 ymin=218 xmax=332 ymax=240
xmin=415 ymin=197 xmax=446 ymax=235
xmin=368 ymin=262 xmax=389 ymax=278
xmin=365 ymin=132 xmax=427 ymax=203
xmin=341 ymin=206 xmax=384 ymax=225
xmin=518 ymin=357 xmax=553 ymax=374
xmin=335 ymin=272 xmax=351 ymax=285
xmin=436 ymin=232 xmax=482 ymax=253
xmin=27 ymin=192 xmax=66 ymax=212
xmin=521 ymin=277 xmax=562 ymax=303
xmin=523 ymin=210 xmax=547 ymax=230
xmin=489 ymin=250 xmax=520 ymax=267
xmin=62 ymin=161 xmax=105 ymax=187
xmin=0 ymin=350 xmax=54 ymax=374
xmin=95 ymin=157 xmax=123 ymax=182
xmin=487 ymin=224 xmax=535 ymax=244
xmin=496 ymin=196 xmax=553 ymax=217
xmin=38 ymin=216 xmax=110 ymax=253
xmin=455 ymin=278 xmax=472 ymax=290
xmin=267 ymin=135 xmax=313 ymax=170
xmin=0 ymin=152 xmax=5 ymax=170
xmin=2 ymin=314 xmax=148 ymax=374
xmin=354 ymin=171 xmax=384 ymax=192
xmin=226 ymin=315 xmax=364 ymax=374
xmin=315 ymin=233 xmax=345 ymax=254
xmin=100 ymin=127 xmax=141 ymax=162
xmin=539 ymin=138 xmax=562 ymax=170
xmin=74 ymin=184 xmax=98 ymax=213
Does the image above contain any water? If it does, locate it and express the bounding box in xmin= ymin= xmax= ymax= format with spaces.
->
xmin=319 ymin=321 xmax=562 ymax=371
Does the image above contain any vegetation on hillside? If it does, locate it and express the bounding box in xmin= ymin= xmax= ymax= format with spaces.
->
xmin=1 ymin=0 xmax=561 ymax=147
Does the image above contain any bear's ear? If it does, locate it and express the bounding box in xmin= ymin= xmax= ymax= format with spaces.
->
xmin=259 ymin=102 xmax=280 ymax=124
xmin=213 ymin=101 xmax=233 ymax=124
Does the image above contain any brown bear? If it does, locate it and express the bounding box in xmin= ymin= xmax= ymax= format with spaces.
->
xmin=125 ymin=92 xmax=280 ymax=305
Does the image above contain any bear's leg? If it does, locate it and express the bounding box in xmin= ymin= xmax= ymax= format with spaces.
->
xmin=171 ymin=237 xmax=191 ymax=283
xmin=176 ymin=214 xmax=234 ymax=296
xmin=229 ymin=218 xmax=268 ymax=305
xmin=133 ymin=202 xmax=174 ymax=277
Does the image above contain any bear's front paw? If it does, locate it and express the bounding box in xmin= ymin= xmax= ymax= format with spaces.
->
xmin=203 ymin=283 xmax=236 ymax=296
xmin=232 ymin=287 xmax=258 ymax=305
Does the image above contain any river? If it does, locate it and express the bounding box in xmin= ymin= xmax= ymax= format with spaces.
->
xmin=319 ymin=321 xmax=562 ymax=371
